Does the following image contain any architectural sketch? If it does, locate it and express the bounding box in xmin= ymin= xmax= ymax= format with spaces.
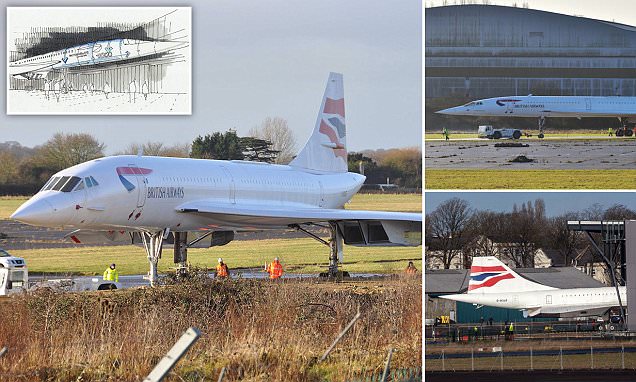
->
xmin=7 ymin=7 xmax=191 ymax=115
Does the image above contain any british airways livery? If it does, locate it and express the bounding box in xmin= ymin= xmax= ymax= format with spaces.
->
xmin=441 ymin=257 xmax=626 ymax=319
xmin=9 ymin=38 xmax=187 ymax=80
xmin=438 ymin=95 xmax=636 ymax=137
xmin=11 ymin=73 xmax=422 ymax=285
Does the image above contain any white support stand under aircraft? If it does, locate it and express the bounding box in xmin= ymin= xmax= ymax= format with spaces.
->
xmin=440 ymin=256 xmax=626 ymax=319
xmin=11 ymin=73 xmax=422 ymax=285
xmin=437 ymin=95 xmax=636 ymax=138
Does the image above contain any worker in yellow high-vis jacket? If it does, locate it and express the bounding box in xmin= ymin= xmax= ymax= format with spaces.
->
xmin=103 ymin=263 xmax=119 ymax=282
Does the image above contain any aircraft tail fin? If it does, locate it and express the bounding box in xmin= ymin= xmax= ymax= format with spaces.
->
xmin=467 ymin=256 xmax=555 ymax=294
xmin=289 ymin=72 xmax=348 ymax=173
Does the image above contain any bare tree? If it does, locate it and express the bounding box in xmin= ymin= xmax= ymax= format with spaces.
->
xmin=426 ymin=198 xmax=472 ymax=269
xmin=498 ymin=199 xmax=546 ymax=267
xmin=0 ymin=151 xmax=20 ymax=184
xmin=545 ymin=213 xmax=583 ymax=266
xmin=36 ymin=132 xmax=105 ymax=170
xmin=462 ymin=210 xmax=504 ymax=267
xmin=603 ymin=204 xmax=636 ymax=220
xmin=118 ymin=142 xmax=190 ymax=157
xmin=249 ymin=117 xmax=297 ymax=164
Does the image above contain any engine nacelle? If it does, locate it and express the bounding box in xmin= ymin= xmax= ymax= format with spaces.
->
xmin=336 ymin=220 xmax=422 ymax=247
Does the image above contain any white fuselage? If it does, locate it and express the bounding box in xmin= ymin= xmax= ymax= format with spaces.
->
xmin=438 ymin=96 xmax=636 ymax=118
xmin=446 ymin=286 xmax=627 ymax=316
xmin=12 ymin=155 xmax=365 ymax=232
xmin=9 ymin=39 xmax=186 ymax=79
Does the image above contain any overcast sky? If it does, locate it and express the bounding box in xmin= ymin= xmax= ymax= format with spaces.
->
xmin=1 ymin=0 xmax=422 ymax=154
xmin=425 ymin=192 xmax=636 ymax=217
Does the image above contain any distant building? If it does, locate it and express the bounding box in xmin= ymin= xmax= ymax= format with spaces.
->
xmin=426 ymin=5 xmax=636 ymax=100
xmin=426 ymin=235 xmax=553 ymax=270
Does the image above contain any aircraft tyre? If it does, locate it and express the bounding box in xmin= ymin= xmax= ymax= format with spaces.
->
xmin=512 ymin=130 xmax=521 ymax=140
xmin=538 ymin=133 xmax=544 ymax=139
xmin=319 ymin=270 xmax=350 ymax=280
xmin=609 ymin=324 xmax=617 ymax=331
xmin=616 ymin=129 xmax=625 ymax=137
xmin=97 ymin=283 xmax=117 ymax=290
xmin=626 ymin=129 xmax=634 ymax=137
xmin=493 ymin=131 xmax=502 ymax=139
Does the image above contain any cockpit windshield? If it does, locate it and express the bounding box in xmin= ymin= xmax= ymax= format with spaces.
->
xmin=40 ymin=176 xmax=84 ymax=193
xmin=60 ymin=177 xmax=82 ymax=192
xmin=462 ymin=102 xmax=475 ymax=107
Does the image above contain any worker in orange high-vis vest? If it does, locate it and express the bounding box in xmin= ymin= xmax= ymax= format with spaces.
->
xmin=266 ymin=257 xmax=283 ymax=279
xmin=215 ymin=258 xmax=229 ymax=279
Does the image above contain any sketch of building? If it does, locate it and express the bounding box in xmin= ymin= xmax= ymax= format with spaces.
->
xmin=7 ymin=7 xmax=191 ymax=115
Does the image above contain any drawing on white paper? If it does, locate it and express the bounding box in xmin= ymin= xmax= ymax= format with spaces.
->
xmin=7 ymin=7 xmax=191 ymax=115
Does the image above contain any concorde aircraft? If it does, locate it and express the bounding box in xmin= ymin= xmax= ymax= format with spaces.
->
xmin=440 ymin=256 xmax=626 ymax=320
xmin=9 ymin=38 xmax=187 ymax=80
xmin=11 ymin=73 xmax=422 ymax=285
xmin=437 ymin=95 xmax=636 ymax=138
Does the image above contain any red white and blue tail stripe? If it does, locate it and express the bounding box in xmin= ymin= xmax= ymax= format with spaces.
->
xmin=467 ymin=256 xmax=554 ymax=294
xmin=468 ymin=265 xmax=515 ymax=291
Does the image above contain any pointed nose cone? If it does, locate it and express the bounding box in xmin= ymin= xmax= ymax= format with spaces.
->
xmin=11 ymin=198 xmax=54 ymax=226
xmin=436 ymin=106 xmax=463 ymax=115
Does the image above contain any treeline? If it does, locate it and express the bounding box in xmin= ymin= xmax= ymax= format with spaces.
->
xmin=426 ymin=197 xmax=636 ymax=270
xmin=0 ymin=127 xmax=422 ymax=194
xmin=348 ymin=148 xmax=422 ymax=189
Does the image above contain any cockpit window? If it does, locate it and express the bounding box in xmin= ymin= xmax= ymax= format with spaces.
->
xmin=60 ymin=176 xmax=81 ymax=192
xmin=41 ymin=177 xmax=59 ymax=192
xmin=74 ymin=180 xmax=85 ymax=191
xmin=462 ymin=101 xmax=475 ymax=107
xmin=90 ymin=176 xmax=99 ymax=186
xmin=51 ymin=176 xmax=71 ymax=191
xmin=85 ymin=177 xmax=93 ymax=187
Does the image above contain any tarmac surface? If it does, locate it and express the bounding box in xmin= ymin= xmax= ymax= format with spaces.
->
xmin=27 ymin=271 xmax=384 ymax=290
xmin=425 ymin=139 xmax=636 ymax=169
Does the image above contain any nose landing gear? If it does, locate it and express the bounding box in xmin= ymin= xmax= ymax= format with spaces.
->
xmin=537 ymin=116 xmax=545 ymax=139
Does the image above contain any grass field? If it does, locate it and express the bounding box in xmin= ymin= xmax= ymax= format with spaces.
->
xmin=10 ymin=239 xmax=422 ymax=275
xmin=0 ymin=196 xmax=24 ymax=220
xmin=425 ymin=169 xmax=636 ymax=189
xmin=0 ymin=193 xmax=421 ymax=220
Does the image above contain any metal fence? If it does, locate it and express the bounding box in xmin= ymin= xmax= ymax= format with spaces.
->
xmin=426 ymin=346 xmax=636 ymax=372
xmin=350 ymin=367 xmax=422 ymax=382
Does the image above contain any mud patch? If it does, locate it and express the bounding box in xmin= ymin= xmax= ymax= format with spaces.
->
xmin=509 ymin=155 xmax=534 ymax=163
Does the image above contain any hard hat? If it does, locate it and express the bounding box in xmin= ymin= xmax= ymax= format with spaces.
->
xmin=274 ymin=257 xmax=279 ymax=261
xmin=218 ymin=258 xmax=223 ymax=263
xmin=110 ymin=263 xmax=116 ymax=268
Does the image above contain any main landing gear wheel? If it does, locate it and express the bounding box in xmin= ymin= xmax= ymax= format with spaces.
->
xmin=619 ymin=117 xmax=633 ymax=137
xmin=512 ymin=130 xmax=521 ymax=140
xmin=290 ymin=222 xmax=349 ymax=280
xmin=493 ymin=131 xmax=502 ymax=139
